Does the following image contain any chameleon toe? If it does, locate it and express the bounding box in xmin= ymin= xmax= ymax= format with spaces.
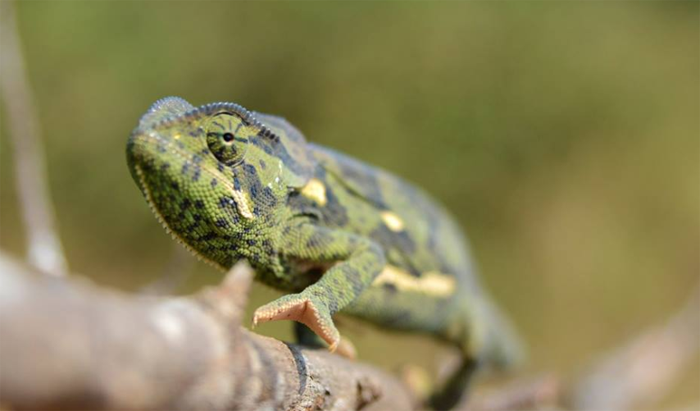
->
xmin=252 ymin=295 xmax=341 ymax=350
xmin=335 ymin=336 xmax=357 ymax=360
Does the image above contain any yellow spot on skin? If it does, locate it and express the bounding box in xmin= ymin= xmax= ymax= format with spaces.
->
xmin=301 ymin=178 xmax=327 ymax=206
xmin=380 ymin=211 xmax=405 ymax=232
xmin=373 ymin=265 xmax=456 ymax=298
xmin=232 ymin=189 xmax=255 ymax=220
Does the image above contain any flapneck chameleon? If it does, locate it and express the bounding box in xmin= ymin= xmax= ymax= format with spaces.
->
xmin=127 ymin=97 xmax=522 ymax=405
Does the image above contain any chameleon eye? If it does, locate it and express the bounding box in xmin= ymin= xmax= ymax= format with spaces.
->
xmin=205 ymin=113 xmax=248 ymax=166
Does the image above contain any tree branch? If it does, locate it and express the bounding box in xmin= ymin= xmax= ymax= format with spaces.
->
xmin=0 ymin=254 xmax=414 ymax=411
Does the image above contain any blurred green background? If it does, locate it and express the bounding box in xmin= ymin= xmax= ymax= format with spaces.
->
xmin=1 ymin=1 xmax=698 ymax=406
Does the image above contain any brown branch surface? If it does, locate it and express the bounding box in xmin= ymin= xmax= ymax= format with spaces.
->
xmin=0 ymin=0 xmax=68 ymax=276
xmin=0 ymin=254 xmax=414 ymax=411
xmin=1 ymin=251 xmax=697 ymax=411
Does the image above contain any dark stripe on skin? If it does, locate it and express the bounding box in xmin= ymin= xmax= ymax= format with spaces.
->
xmin=286 ymin=193 xmax=322 ymax=220
xmin=425 ymin=209 xmax=440 ymax=254
xmin=248 ymin=135 xmax=314 ymax=180
xmin=384 ymin=309 xmax=414 ymax=328
xmin=369 ymin=224 xmax=417 ymax=255
xmin=319 ymin=184 xmax=349 ymax=227
xmin=315 ymin=146 xmax=388 ymax=209
xmin=249 ymin=136 xmax=274 ymax=156
xmin=261 ymin=186 xmax=277 ymax=208
xmin=382 ymin=282 xmax=398 ymax=294
xmin=235 ymin=162 xmax=276 ymax=210
xmin=306 ymin=231 xmax=325 ymax=249
xmin=243 ymin=163 xmax=257 ymax=177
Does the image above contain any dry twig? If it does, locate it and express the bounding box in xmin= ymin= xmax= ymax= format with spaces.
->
xmin=0 ymin=0 xmax=68 ymax=276
xmin=569 ymin=286 xmax=700 ymax=410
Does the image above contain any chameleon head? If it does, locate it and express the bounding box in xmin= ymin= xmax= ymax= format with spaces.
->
xmin=126 ymin=97 xmax=296 ymax=269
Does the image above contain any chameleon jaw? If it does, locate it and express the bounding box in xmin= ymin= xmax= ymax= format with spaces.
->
xmin=133 ymin=164 xmax=227 ymax=272
xmin=253 ymin=297 xmax=340 ymax=352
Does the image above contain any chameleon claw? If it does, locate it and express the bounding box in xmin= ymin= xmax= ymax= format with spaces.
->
xmin=328 ymin=339 xmax=338 ymax=353
xmin=253 ymin=294 xmax=340 ymax=351
xmin=334 ymin=337 xmax=357 ymax=360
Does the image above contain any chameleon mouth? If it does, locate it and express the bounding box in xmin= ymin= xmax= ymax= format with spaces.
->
xmin=133 ymin=163 xmax=227 ymax=272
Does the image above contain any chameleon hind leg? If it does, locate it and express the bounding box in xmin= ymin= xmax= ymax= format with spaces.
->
xmin=429 ymin=358 xmax=478 ymax=410
xmin=253 ymin=222 xmax=385 ymax=352
xmin=429 ymin=296 xmax=521 ymax=409
xmin=430 ymin=332 xmax=481 ymax=408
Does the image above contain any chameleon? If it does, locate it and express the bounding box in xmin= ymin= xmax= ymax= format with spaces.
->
xmin=127 ymin=97 xmax=522 ymax=407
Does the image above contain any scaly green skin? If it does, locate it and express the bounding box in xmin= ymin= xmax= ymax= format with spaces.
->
xmin=127 ymin=97 xmax=521 ymax=403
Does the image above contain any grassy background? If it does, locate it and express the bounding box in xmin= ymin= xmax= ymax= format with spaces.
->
xmin=1 ymin=1 xmax=698 ymax=406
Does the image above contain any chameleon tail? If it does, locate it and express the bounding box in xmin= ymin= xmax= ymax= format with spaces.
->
xmin=475 ymin=295 xmax=525 ymax=370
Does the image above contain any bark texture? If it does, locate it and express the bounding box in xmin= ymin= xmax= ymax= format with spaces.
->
xmin=0 ymin=254 xmax=414 ymax=411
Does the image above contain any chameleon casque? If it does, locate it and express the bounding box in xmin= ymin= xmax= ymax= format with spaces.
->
xmin=127 ymin=97 xmax=521 ymax=406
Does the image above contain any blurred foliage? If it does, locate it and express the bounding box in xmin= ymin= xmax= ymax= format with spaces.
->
xmin=1 ymin=1 xmax=698 ymax=406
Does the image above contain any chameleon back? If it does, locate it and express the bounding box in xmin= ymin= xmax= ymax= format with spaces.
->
xmin=295 ymin=142 xmax=522 ymax=368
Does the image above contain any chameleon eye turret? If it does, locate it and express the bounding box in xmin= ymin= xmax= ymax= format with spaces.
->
xmin=205 ymin=112 xmax=249 ymax=166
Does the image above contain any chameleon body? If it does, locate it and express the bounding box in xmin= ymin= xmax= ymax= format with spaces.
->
xmin=127 ymin=97 xmax=521 ymax=404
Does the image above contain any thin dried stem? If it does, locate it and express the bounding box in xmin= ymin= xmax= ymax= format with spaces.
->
xmin=569 ymin=285 xmax=700 ymax=410
xmin=0 ymin=0 xmax=68 ymax=276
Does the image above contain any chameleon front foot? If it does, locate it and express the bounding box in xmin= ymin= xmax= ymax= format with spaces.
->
xmin=253 ymin=293 xmax=341 ymax=352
